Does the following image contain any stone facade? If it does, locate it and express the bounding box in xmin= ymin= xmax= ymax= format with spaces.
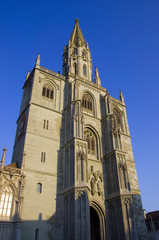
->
xmin=0 ymin=19 xmax=148 ymax=240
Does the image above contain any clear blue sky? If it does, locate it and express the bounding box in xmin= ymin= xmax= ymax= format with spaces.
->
xmin=0 ymin=0 xmax=159 ymax=212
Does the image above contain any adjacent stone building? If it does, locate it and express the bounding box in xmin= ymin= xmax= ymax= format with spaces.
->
xmin=0 ymin=19 xmax=148 ymax=240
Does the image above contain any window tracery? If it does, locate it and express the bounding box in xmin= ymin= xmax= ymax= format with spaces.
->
xmin=113 ymin=108 xmax=123 ymax=131
xmin=82 ymin=93 xmax=93 ymax=112
xmin=0 ymin=186 xmax=13 ymax=218
xmin=42 ymin=83 xmax=54 ymax=100
xmin=84 ymin=129 xmax=96 ymax=155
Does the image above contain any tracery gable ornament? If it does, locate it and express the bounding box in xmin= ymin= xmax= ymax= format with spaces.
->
xmin=75 ymin=190 xmax=86 ymax=199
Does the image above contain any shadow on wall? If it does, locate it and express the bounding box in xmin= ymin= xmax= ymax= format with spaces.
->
xmin=0 ymin=212 xmax=57 ymax=240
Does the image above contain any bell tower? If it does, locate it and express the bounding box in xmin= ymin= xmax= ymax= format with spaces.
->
xmin=0 ymin=19 xmax=148 ymax=240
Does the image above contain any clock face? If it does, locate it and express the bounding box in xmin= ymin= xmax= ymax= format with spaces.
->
xmin=17 ymin=113 xmax=26 ymax=141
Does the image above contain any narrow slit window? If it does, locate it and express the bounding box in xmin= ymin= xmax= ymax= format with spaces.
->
xmin=43 ymin=120 xmax=46 ymax=129
xmin=46 ymin=89 xmax=49 ymax=98
xmin=42 ymin=87 xmax=46 ymax=96
xmin=41 ymin=152 xmax=46 ymax=162
xmin=50 ymin=90 xmax=53 ymax=99
xmin=37 ymin=183 xmax=42 ymax=193
xmin=46 ymin=120 xmax=49 ymax=130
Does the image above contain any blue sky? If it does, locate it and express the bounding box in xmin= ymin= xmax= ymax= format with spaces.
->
xmin=0 ymin=0 xmax=159 ymax=212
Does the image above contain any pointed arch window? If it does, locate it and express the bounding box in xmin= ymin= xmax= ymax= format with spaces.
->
xmin=82 ymin=93 xmax=93 ymax=112
xmin=0 ymin=186 xmax=13 ymax=218
xmin=113 ymin=108 xmax=123 ymax=131
xmin=42 ymin=83 xmax=54 ymax=100
xmin=84 ymin=129 xmax=96 ymax=156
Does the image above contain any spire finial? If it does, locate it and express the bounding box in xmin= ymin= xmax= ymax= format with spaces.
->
xmin=36 ymin=52 xmax=40 ymax=66
xmin=120 ymin=90 xmax=125 ymax=102
xmin=75 ymin=18 xmax=79 ymax=24
xmin=94 ymin=66 xmax=101 ymax=86
xmin=0 ymin=147 xmax=7 ymax=170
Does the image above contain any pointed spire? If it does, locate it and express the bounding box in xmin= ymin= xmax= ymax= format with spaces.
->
xmin=94 ymin=66 xmax=101 ymax=86
xmin=25 ymin=70 xmax=30 ymax=81
xmin=36 ymin=52 xmax=40 ymax=66
xmin=0 ymin=147 xmax=7 ymax=170
xmin=120 ymin=90 xmax=125 ymax=103
xmin=69 ymin=18 xmax=85 ymax=47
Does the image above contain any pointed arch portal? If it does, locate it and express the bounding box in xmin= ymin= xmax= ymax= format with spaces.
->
xmin=90 ymin=203 xmax=106 ymax=240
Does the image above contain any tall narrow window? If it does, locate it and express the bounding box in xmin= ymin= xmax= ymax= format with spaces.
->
xmin=37 ymin=183 xmax=42 ymax=193
xmin=43 ymin=120 xmax=46 ymax=129
xmin=113 ymin=108 xmax=123 ymax=131
xmin=84 ymin=129 xmax=96 ymax=156
xmin=74 ymin=63 xmax=77 ymax=75
xmin=43 ymin=120 xmax=49 ymax=130
xmin=0 ymin=186 xmax=13 ymax=218
xmin=41 ymin=152 xmax=46 ymax=162
xmin=46 ymin=120 xmax=49 ymax=130
xmin=83 ymin=64 xmax=87 ymax=75
xmin=42 ymin=83 xmax=54 ymax=100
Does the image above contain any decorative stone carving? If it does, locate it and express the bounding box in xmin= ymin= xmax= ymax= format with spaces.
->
xmin=90 ymin=177 xmax=96 ymax=195
xmin=89 ymin=167 xmax=103 ymax=197
xmin=75 ymin=190 xmax=86 ymax=199
xmin=122 ymin=197 xmax=132 ymax=206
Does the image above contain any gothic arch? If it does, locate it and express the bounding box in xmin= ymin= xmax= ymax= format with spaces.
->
xmin=81 ymin=90 xmax=97 ymax=117
xmin=41 ymin=79 xmax=57 ymax=109
xmin=112 ymin=106 xmax=123 ymax=132
xmin=84 ymin=125 xmax=101 ymax=160
xmin=0 ymin=184 xmax=15 ymax=219
xmin=90 ymin=201 xmax=106 ymax=240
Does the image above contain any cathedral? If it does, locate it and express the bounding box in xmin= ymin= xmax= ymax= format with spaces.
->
xmin=0 ymin=19 xmax=148 ymax=240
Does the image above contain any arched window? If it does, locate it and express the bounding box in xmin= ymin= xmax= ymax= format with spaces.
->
xmin=84 ymin=128 xmax=96 ymax=155
xmin=37 ymin=183 xmax=42 ymax=193
xmin=82 ymin=93 xmax=93 ymax=112
xmin=113 ymin=108 xmax=123 ymax=131
xmin=42 ymin=83 xmax=54 ymax=100
xmin=0 ymin=186 xmax=13 ymax=218
xmin=83 ymin=64 xmax=87 ymax=75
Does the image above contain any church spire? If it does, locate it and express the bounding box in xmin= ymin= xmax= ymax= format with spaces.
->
xmin=63 ymin=19 xmax=92 ymax=81
xmin=69 ymin=18 xmax=86 ymax=47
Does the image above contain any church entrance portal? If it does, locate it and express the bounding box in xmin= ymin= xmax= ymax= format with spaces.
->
xmin=90 ymin=206 xmax=101 ymax=240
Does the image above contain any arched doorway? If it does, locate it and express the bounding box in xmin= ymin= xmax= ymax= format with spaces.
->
xmin=90 ymin=203 xmax=106 ymax=240
xmin=90 ymin=206 xmax=101 ymax=240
